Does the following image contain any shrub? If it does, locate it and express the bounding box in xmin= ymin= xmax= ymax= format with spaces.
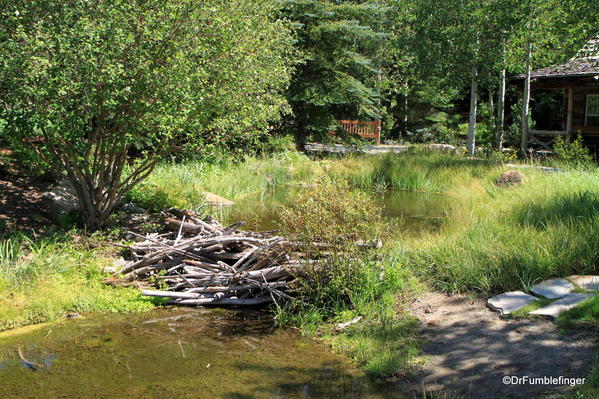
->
xmin=0 ymin=0 xmax=293 ymax=230
xmin=553 ymin=134 xmax=595 ymax=169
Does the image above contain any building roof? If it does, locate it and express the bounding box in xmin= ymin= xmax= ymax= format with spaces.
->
xmin=519 ymin=34 xmax=599 ymax=80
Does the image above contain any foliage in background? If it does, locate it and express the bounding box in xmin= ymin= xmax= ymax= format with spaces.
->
xmin=282 ymin=0 xmax=389 ymax=142
xmin=0 ymin=0 xmax=293 ymax=230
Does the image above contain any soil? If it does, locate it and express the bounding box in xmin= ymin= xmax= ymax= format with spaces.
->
xmin=404 ymin=291 xmax=596 ymax=398
xmin=0 ymin=151 xmax=54 ymax=233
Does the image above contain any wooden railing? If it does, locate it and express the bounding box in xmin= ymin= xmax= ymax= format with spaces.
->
xmin=331 ymin=120 xmax=382 ymax=145
xmin=529 ymin=129 xmax=569 ymax=150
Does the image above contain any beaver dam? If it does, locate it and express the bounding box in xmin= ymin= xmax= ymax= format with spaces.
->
xmin=107 ymin=208 xmax=379 ymax=306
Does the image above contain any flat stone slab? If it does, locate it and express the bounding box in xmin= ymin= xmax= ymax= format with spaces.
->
xmin=530 ymin=278 xmax=575 ymax=299
xmin=487 ymin=291 xmax=539 ymax=315
xmin=530 ymin=293 xmax=593 ymax=317
xmin=567 ymin=275 xmax=599 ymax=292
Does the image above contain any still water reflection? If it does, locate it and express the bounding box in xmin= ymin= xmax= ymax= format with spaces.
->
xmin=0 ymin=308 xmax=407 ymax=398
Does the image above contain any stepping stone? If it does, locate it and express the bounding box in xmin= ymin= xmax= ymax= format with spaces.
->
xmin=530 ymin=278 xmax=574 ymax=299
xmin=530 ymin=293 xmax=593 ymax=318
xmin=487 ymin=291 xmax=539 ymax=315
xmin=567 ymin=275 xmax=599 ymax=292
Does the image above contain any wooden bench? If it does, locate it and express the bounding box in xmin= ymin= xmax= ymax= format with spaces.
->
xmin=329 ymin=120 xmax=382 ymax=145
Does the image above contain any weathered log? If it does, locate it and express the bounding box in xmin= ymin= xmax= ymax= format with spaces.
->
xmin=164 ymin=217 xmax=205 ymax=235
xmin=107 ymin=212 xmax=371 ymax=307
xmin=168 ymin=297 xmax=273 ymax=306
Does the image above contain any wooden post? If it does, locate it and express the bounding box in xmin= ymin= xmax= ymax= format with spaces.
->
xmin=566 ymin=87 xmax=574 ymax=141
xmin=521 ymin=42 xmax=533 ymax=154
xmin=376 ymin=119 xmax=381 ymax=145
xmin=467 ymin=64 xmax=478 ymax=156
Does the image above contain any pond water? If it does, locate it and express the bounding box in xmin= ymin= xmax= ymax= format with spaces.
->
xmin=0 ymin=308 xmax=407 ymax=398
xmin=0 ymin=187 xmax=446 ymax=398
xmin=214 ymin=187 xmax=448 ymax=233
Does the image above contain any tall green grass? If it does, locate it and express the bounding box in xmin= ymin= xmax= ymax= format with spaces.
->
xmin=128 ymin=151 xmax=319 ymax=211
xmin=0 ymin=234 xmax=154 ymax=331
xmin=326 ymin=150 xmax=500 ymax=192
xmin=400 ymin=166 xmax=599 ymax=295
xmin=135 ymin=149 xmax=599 ymax=296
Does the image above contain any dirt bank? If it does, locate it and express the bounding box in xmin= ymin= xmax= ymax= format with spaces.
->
xmin=404 ymin=291 xmax=596 ymax=398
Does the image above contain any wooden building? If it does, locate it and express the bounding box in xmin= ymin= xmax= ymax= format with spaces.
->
xmin=514 ymin=35 xmax=599 ymax=151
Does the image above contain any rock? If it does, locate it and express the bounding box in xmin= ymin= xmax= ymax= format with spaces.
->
xmin=496 ymin=170 xmax=525 ymax=186
xmin=487 ymin=291 xmax=539 ymax=315
xmin=121 ymin=202 xmax=146 ymax=214
xmin=40 ymin=179 xmax=79 ymax=221
xmin=530 ymin=293 xmax=593 ymax=317
xmin=530 ymin=278 xmax=575 ymax=299
xmin=202 ymin=192 xmax=234 ymax=207
xmin=424 ymin=143 xmax=456 ymax=151
xmin=567 ymin=275 xmax=599 ymax=292
xmin=122 ymin=213 xmax=152 ymax=227
xmin=102 ymin=266 xmax=117 ymax=274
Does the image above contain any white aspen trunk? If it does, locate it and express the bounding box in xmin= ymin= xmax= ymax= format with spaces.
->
xmin=497 ymin=68 xmax=506 ymax=148
xmin=521 ymin=41 xmax=533 ymax=153
xmin=497 ymin=37 xmax=506 ymax=149
xmin=467 ymin=64 xmax=478 ymax=156
xmin=403 ymin=83 xmax=408 ymax=135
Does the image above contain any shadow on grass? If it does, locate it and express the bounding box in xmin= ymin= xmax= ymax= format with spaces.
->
xmin=515 ymin=191 xmax=599 ymax=229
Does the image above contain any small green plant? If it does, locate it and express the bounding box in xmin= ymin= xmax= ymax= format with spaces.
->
xmin=275 ymin=180 xmax=421 ymax=376
xmin=553 ymin=134 xmax=595 ymax=169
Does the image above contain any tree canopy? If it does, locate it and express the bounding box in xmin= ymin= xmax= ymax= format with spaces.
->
xmin=0 ymin=0 xmax=293 ymax=230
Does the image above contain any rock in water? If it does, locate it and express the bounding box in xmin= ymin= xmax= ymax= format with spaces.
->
xmin=496 ymin=170 xmax=525 ymax=186
xmin=40 ymin=179 xmax=79 ymax=222
xmin=202 ymin=192 xmax=234 ymax=207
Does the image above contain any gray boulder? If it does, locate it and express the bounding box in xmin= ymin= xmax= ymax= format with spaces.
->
xmin=122 ymin=202 xmax=147 ymax=214
xmin=40 ymin=179 xmax=79 ymax=221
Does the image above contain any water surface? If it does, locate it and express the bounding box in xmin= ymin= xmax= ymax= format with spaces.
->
xmin=216 ymin=188 xmax=447 ymax=233
xmin=0 ymin=308 xmax=407 ymax=399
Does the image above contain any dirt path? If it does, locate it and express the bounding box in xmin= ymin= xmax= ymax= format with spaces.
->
xmin=404 ymin=291 xmax=596 ymax=398
xmin=0 ymin=151 xmax=53 ymax=233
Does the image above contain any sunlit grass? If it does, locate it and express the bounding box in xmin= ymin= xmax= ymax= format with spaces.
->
xmin=0 ymin=234 xmax=155 ymax=331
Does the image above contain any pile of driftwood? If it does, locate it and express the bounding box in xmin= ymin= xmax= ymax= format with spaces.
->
xmin=107 ymin=209 xmax=307 ymax=306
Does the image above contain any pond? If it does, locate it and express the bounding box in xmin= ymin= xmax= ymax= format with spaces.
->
xmin=212 ymin=187 xmax=448 ymax=233
xmin=0 ymin=308 xmax=407 ymax=399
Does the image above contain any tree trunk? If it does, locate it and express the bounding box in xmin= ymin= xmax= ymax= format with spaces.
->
xmin=398 ymin=80 xmax=409 ymax=139
xmin=521 ymin=42 xmax=533 ymax=154
xmin=497 ymin=67 xmax=506 ymax=149
xmin=467 ymin=64 xmax=478 ymax=156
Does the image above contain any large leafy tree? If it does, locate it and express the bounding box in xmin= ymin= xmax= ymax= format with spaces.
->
xmin=282 ymin=0 xmax=388 ymax=142
xmin=0 ymin=0 xmax=293 ymax=230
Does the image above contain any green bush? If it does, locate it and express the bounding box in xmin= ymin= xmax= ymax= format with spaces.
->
xmin=554 ymin=134 xmax=595 ymax=169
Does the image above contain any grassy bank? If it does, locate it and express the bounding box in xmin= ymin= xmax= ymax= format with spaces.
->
xmin=0 ymin=234 xmax=154 ymax=331
xmin=127 ymin=152 xmax=320 ymax=211
xmin=4 ymin=149 xmax=597 ymax=381
xmin=135 ymin=149 xmax=599 ymax=296
xmin=128 ymin=149 xmax=598 ymax=378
